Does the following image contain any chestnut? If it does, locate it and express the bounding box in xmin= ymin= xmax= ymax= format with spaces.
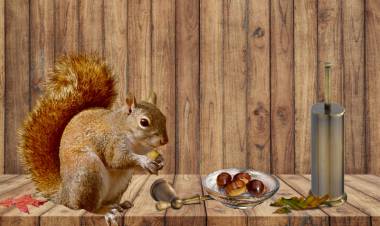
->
xmin=247 ymin=179 xmax=265 ymax=196
xmin=225 ymin=179 xmax=247 ymax=196
xmin=233 ymin=172 xmax=251 ymax=184
xmin=216 ymin=172 xmax=232 ymax=187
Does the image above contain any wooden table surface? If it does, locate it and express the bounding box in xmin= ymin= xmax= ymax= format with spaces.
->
xmin=0 ymin=174 xmax=379 ymax=226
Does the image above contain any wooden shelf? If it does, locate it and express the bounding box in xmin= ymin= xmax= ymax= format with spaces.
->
xmin=0 ymin=174 xmax=378 ymax=226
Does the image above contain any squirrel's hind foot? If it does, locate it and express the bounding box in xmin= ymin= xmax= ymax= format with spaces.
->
xmin=104 ymin=201 xmax=133 ymax=226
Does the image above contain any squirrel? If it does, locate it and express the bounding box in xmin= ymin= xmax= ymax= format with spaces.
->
xmin=18 ymin=54 xmax=168 ymax=212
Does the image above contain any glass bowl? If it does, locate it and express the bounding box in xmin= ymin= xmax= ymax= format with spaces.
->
xmin=202 ymin=168 xmax=280 ymax=209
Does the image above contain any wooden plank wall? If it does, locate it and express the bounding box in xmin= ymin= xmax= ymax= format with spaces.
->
xmin=0 ymin=0 xmax=378 ymax=174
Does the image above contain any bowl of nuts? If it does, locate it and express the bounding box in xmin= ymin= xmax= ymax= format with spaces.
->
xmin=202 ymin=168 xmax=280 ymax=209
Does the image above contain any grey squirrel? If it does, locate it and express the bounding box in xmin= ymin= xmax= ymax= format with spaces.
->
xmin=18 ymin=54 xmax=168 ymax=212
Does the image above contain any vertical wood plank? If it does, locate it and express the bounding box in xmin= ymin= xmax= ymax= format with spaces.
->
xmin=0 ymin=0 xmax=4 ymax=174
xmin=104 ymin=0 xmax=128 ymax=106
xmin=366 ymin=0 xmax=380 ymax=175
xmin=343 ymin=0 xmax=365 ymax=174
xmin=176 ymin=0 xmax=200 ymax=174
xmin=127 ymin=0 xmax=151 ymax=101
xmin=151 ymin=0 xmax=175 ymax=174
xmin=270 ymin=0 xmax=294 ymax=173
xmin=200 ymin=0 xmax=224 ymax=174
xmin=317 ymin=0 xmax=343 ymax=103
xmin=78 ymin=0 xmax=104 ymax=55
xmin=55 ymin=0 xmax=78 ymax=55
xmin=294 ymin=0 xmax=317 ymax=174
xmin=247 ymin=0 xmax=271 ymax=172
xmin=5 ymin=0 xmax=30 ymax=173
xmin=223 ymin=0 xmax=247 ymax=169
xmin=30 ymin=0 xmax=55 ymax=106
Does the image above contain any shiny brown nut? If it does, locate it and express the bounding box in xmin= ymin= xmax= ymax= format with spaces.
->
xmin=233 ymin=172 xmax=251 ymax=184
xmin=216 ymin=172 xmax=232 ymax=187
xmin=247 ymin=179 xmax=265 ymax=196
xmin=225 ymin=179 xmax=247 ymax=196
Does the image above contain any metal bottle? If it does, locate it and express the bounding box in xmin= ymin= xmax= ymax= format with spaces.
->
xmin=310 ymin=63 xmax=346 ymax=205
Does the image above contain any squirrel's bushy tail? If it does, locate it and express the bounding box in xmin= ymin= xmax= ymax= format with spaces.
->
xmin=18 ymin=55 xmax=116 ymax=197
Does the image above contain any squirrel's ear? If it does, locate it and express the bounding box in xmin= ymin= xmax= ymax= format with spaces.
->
xmin=125 ymin=93 xmax=136 ymax=113
xmin=147 ymin=92 xmax=157 ymax=105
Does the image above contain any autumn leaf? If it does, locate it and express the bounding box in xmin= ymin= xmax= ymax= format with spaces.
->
xmin=270 ymin=194 xmax=332 ymax=214
xmin=0 ymin=194 xmax=47 ymax=214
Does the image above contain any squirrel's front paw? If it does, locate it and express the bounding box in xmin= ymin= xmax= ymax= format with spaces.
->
xmin=145 ymin=155 xmax=164 ymax=174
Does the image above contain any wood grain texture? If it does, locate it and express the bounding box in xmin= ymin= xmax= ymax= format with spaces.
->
xmin=343 ymin=0 xmax=366 ymax=174
xmin=127 ymin=0 xmax=151 ymax=101
xmin=0 ymin=0 xmax=4 ymax=174
xmin=41 ymin=205 xmax=85 ymax=226
xmin=345 ymin=175 xmax=380 ymax=200
xmin=0 ymin=175 xmax=30 ymax=195
xmin=54 ymin=0 xmax=78 ymax=55
xmin=151 ymin=0 xmax=175 ymax=174
xmin=81 ymin=174 xmax=149 ymax=226
xmin=317 ymin=0 xmax=343 ymax=103
xmin=200 ymin=0 xmax=224 ymax=174
xmin=124 ymin=175 xmax=174 ymax=226
xmin=247 ymin=176 xmax=328 ymax=226
xmin=339 ymin=176 xmax=380 ymax=223
xmin=279 ymin=175 xmax=369 ymax=226
xmin=366 ymin=0 xmax=380 ymax=175
xmin=166 ymin=175 xmax=206 ymax=226
xmin=0 ymin=180 xmax=55 ymax=226
xmin=104 ymin=0 xmax=128 ymax=107
xmin=294 ymin=0 xmax=317 ymax=174
xmin=246 ymin=0 xmax=271 ymax=173
xmin=200 ymin=175 xmax=247 ymax=226
xmin=270 ymin=0 xmax=294 ymax=174
xmin=30 ymin=0 xmax=55 ymax=106
xmin=176 ymin=0 xmax=200 ymax=174
xmin=78 ymin=0 xmax=104 ymax=55
xmin=4 ymin=0 xmax=29 ymax=173
xmin=0 ymin=174 xmax=379 ymax=224
xmin=223 ymin=0 xmax=247 ymax=169
xmin=2 ymin=0 xmax=380 ymax=175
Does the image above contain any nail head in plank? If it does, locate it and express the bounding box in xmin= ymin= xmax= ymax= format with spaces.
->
xmin=166 ymin=175 xmax=206 ymax=226
xmin=124 ymin=174 xmax=174 ymax=226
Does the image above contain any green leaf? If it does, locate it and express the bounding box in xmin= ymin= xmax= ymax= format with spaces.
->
xmin=270 ymin=197 xmax=285 ymax=207
xmin=274 ymin=207 xmax=291 ymax=214
xmin=270 ymin=194 xmax=332 ymax=214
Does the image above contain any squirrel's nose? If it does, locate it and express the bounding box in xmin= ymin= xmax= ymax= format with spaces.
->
xmin=160 ymin=133 xmax=168 ymax=145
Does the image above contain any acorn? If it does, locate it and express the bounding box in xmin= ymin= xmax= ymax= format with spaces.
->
xmin=216 ymin=172 xmax=232 ymax=188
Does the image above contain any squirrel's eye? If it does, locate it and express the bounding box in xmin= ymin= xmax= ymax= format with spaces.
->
xmin=140 ymin=118 xmax=150 ymax=127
